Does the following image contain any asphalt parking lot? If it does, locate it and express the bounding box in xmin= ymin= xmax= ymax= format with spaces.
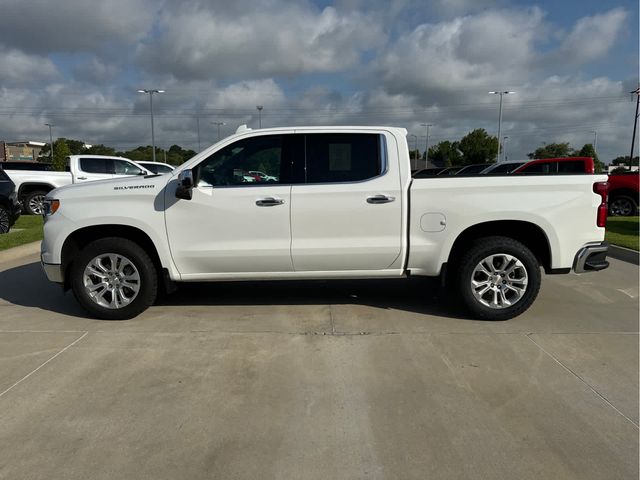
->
xmin=0 ymin=249 xmax=638 ymax=480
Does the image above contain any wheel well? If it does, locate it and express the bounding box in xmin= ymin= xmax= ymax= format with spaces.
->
xmin=61 ymin=225 xmax=163 ymax=288
xmin=18 ymin=183 xmax=53 ymax=198
xmin=609 ymin=188 xmax=638 ymax=204
xmin=448 ymin=220 xmax=552 ymax=273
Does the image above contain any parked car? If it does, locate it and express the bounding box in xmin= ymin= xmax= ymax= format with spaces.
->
xmin=248 ymin=170 xmax=278 ymax=182
xmin=455 ymin=163 xmax=493 ymax=175
xmin=136 ymin=161 xmax=175 ymax=175
xmin=3 ymin=155 xmax=149 ymax=215
xmin=607 ymin=171 xmax=639 ymax=216
xmin=0 ymin=161 xmax=56 ymax=171
xmin=0 ymin=168 xmax=21 ymax=234
xmin=413 ymin=167 xmax=445 ymax=177
xmin=41 ymin=125 xmax=609 ymax=321
xmin=512 ymin=157 xmax=594 ymax=175
xmin=481 ymin=161 xmax=527 ymax=175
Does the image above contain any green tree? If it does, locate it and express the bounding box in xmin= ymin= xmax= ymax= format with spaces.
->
xmin=52 ymin=139 xmax=70 ymax=171
xmin=611 ymin=156 xmax=639 ymax=166
xmin=573 ymin=143 xmax=604 ymax=173
xmin=457 ymin=129 xmax=498 ymax=165
xmin=85 ymin=144 xmax=116 ymax=156
xmin=528 ymin=142 xmax=572 ymax=159
xmin=427 ymin=141 xmax=463 ymax=167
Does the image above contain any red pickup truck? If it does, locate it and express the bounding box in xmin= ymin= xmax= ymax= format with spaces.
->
xmin=607 ymin=172 xmax=639 ymax=216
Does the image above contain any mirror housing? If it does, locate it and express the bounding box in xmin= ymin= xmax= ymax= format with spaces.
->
xmin=175 ymin=169 xmax=194 ymax=200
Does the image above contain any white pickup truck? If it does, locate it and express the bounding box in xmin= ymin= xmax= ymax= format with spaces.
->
xmin=3 ymin=155 xmax=148 ymax=215
xmin=40 ymin=126 xmax=610 ymax=320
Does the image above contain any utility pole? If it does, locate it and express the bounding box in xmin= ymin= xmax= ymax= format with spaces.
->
xmin=408 ymin=134 xmax=418 ymax=169
xmin=196 ymin=117 xmax=201 ymax=152
xmin=256 ymin=105 xmax=263 ymax=128
xmin=137 ymin=89 xmax=165 ymax=162
xmin=630 ymin=88 xmax=640 ymax=171
xmin=591 ymin=131 xmax=597 ymax=156
xmin=211 ymin=121 xmax=226 ymax=141
xmin=503 ymin=136 xmax=509 ymax=162
xmin=44 ymin=123 xmax=54 ymax=162
xmin=489 ymin=91 xmax=515 ymax=162
xmin=421 ymin=123 xmax=432 ymax=168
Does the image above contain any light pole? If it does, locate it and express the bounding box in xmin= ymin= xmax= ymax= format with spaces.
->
xmin=409 ymin=134 xmax=418 ymax=169
xmin=630 ymin=88 xmax=640 ymax=170
xmin=196 ymin=117 xmax=201 ymax=152
xmin=420 ymin=123 xmax=432 ymax=168
xmin=211 ymin=122 xmax=226 ymax=141
xmin=503 ymin=136 xmax=509 ymax=162
xmin=44 ymin=123 xmax=54 ymax=162
xmin=489 ymin=91 xmax=515 ymax=162
xmin=137 ymin=89 xmax=165 ymax=162
xmin=256 ymin=105 xmax=263 ymax=128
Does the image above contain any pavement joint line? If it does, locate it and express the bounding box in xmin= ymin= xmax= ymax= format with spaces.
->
xmin=0 ymin=330 xmax=89 ymax=333
xmin=0 ymin=331 xmax=88 ymax=400
xmin=525 ymin=333 xmax=639 ymax=429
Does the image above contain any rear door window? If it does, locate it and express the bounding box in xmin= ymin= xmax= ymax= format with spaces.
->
xmin=558 ymin=161 xmax=585 ymax=173
xmin=305 ymin=133 xmax=382 ymax=183
xmin=80 ymin=158 xmax=113 ymax=174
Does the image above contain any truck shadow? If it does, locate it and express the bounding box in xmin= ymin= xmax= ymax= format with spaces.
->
xmin=0 ymin=261 xmax=470 ymax=320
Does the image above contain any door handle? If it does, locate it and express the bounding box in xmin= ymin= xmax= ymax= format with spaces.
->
xmin=77 ymin=176 xmax=87 ymax=180
xmin=366 ymin=194 xmax=395 ymax=204
xmin=256 ymin=197 xmax=285 ymax=207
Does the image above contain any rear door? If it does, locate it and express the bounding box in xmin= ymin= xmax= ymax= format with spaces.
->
xmin=290 ymin=131 xmax=403 ymax=271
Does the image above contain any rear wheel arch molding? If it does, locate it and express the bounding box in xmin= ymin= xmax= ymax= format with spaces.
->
xmin=18 ymin=183 xmax=55 ymax=198
xmin=446 ymin=220 xmax=553 ymax=274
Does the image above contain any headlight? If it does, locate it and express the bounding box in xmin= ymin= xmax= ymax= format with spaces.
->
xmin=42 ymin=198 xmax=60 ymax=216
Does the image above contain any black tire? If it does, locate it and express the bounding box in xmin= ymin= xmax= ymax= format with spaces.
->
xmin=0 ymin=206 xmax=10 ymax=234
xmin=70 ymin=237 xmax=158 ymax=320
xmin=23 ymin=190 xmax=48 ymax=215
xmin=608 ymin=195 xmax=637 ymax=217
xmin=453 ymin=236 xmax=541 ymax=321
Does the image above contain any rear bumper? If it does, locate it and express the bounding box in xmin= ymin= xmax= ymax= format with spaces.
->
xmin=573 ymin=242 xmax=609 ymax=273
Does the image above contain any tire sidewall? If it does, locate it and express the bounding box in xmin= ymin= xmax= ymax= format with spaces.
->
xmin=456 ymin=237 xmax=541 ymax=321
xmin=0 ymin=205 xmax=9 ymax=234
xmin=71 ymin=238 xmax=157 ymax=320
xmin=24 ymin=190 xmax=47 ymax=216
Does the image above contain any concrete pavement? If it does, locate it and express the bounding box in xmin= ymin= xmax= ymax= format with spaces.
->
xmin=0 ymin=252 xmax=638 ymax=479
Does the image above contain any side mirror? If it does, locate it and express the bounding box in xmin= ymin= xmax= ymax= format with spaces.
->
xmin=175 ymin=169 xmax=194 ymax=200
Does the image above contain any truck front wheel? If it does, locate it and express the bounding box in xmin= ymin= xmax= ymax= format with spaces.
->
xmin=454 ymin=236 xmax=541 ymax=321
xmin=70 ymin=237 xmax=158 ymax=320
xmin=23 ymin=190 xmax=48 ymax=215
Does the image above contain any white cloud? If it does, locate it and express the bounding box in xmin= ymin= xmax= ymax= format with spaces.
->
xmin=137 ymin=3 xmax=385 ymax=80
xmin=0 ymin=46 xmax=58 ymax=86
xmin=554 ymin=8 xmax=628 ymax=65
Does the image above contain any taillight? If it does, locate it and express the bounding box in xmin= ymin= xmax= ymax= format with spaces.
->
xmin=593 ymin=182 xmax=608 ymax=227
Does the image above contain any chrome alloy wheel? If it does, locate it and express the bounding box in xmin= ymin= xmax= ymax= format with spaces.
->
xmin=609 ymin=198 xmax=634 ymax=216
xmin=28 ymin=194 xmax=45 ymax=215
xmin=471 ymin=253 xmax=528 ymax=309
xmin=82 ymin=253 xmax=141 ymax=309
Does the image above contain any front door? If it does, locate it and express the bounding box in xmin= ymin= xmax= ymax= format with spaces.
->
xmin=165 ymin=133 xmax=297 ymax=277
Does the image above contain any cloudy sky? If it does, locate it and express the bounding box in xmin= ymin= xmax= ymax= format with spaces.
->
xmin=0 ymin=0 xmax=637 ymax=161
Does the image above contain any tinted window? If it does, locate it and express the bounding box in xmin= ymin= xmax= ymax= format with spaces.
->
xmin=113 ymin=159 xmax=144 ymax=175
xmin=80 ymin=158 xmax=112 ymax=174
xmin=521 ymin=162 xmax=554 ymax=174
xmin=558 ymin=161 xmax=585 ymax=173
xmin=141 ymin=163 xmax=173 ymax=174
xmin=197 ymin=135 xmax=288 ymax=186
xmin=486 ymin=162 xmax=525 ymax=174
xmin=305 ymin=134 xmax=381 ymax=183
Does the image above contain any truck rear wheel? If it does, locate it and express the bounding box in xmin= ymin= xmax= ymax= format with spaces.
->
xmin=608 ymin=195 xmax=637 ymax=217
xmin=454 ymin=236 xmax=541 ymax=320
xmin=70 ymin=237 xmax=158 ymax=320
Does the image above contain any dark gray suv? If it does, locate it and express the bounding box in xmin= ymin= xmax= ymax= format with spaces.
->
xmin=0 ymin=168 xmax=21 ymax=233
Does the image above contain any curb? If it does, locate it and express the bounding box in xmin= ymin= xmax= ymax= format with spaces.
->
xmin=0 ymin=241 xmax=41 ymax=264
xmin=609 ymin=244 xmax=640 ymax=265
